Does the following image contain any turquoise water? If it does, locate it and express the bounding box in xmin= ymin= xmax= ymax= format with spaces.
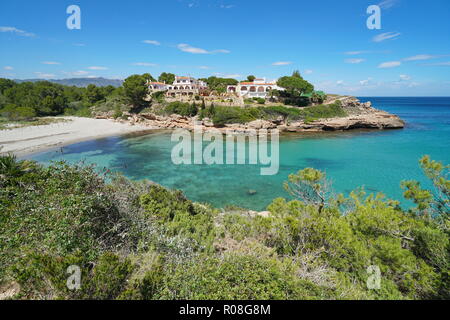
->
xmin=27 ymin=97 xmax=450 ymax=210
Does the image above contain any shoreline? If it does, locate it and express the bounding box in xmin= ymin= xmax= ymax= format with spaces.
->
xmin=1 ymin=98 xmax=405 ymax=157
xmin=0 ymin=117 xmax=158 ymax=157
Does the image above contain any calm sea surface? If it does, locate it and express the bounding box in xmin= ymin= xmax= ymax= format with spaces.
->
xmin=27 ymin=97 xmax=450 ymax=210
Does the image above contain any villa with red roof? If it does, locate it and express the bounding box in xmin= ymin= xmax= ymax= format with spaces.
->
xmin=227 ymin=78 xmax=285 ymax=98
xmin=148 ymin=76 xmax=208 ymax=97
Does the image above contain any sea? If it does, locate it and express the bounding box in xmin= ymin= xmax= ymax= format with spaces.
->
xmin=26 ymin=97 xmax=450 ymax=211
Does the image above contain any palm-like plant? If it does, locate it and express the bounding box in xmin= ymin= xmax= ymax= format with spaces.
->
xmin=0 ymin=154 xmax=36 ymax=180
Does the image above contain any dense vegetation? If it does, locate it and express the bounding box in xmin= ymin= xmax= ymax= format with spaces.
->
xmin=275 ymin=70 xmax=321 ymax=107
xmin=0 ymin=71 xmax=326 ymax=128
xmin=0 ymin=155 xmax=448 ymax=300
xmin=159 ymin=100 xmax=346 ymax=127
xmin=0 ymin=78 xmax=120 ymax=120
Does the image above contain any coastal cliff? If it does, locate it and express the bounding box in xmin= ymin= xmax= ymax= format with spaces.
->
xmin=97 ymin=97 xmax=405 ymax=133
xmin=283 ymin=98 xmax=405 ymax=132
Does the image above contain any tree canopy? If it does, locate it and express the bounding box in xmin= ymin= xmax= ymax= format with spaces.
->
xmin=199 ymin=76 xmax=238 ymax=93
xmin=0 ymin=78 xmax=123 ymax=120
xmin=277 ymin=73 xmax=314 ymax=96
xmin=122 ymin=74 xmax=151 ymax=111
xmin=158 ymin=72 xmax=176 ymax=85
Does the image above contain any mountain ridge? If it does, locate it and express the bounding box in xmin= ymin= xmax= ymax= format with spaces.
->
xmin=13 ymin=77 xmax=123 ymax=87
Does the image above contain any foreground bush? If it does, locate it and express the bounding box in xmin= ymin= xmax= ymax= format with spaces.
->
xmin=0 ymin=155 xmax=448 ymax=300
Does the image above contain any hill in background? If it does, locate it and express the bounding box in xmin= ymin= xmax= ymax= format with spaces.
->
xmin=14 ymin=77 xmax=123 ymax=87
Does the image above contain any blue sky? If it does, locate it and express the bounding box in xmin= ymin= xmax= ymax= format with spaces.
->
xmin=1 ymin=0 xmax=450 ymax=96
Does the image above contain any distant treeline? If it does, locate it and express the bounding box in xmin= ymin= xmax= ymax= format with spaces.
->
xmin=0 ymin=78 xmax=122 ymax=120
xmin=13 ymin=77 xmax=123 ymax=88
xmin=0 ymin=71 xmax=322 ymax=122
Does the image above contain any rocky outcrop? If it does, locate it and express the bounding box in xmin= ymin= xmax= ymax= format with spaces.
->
xmin=285 ymin=112 xmax=404 ymax=132
xmin=247 ymin=119 xmax=278 ymax=130
xmin=94 ymin=97 xmax=404 ymax=133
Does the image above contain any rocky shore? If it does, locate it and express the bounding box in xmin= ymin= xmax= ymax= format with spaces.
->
xmin=96 ymin=97 xmax=405 ymax=134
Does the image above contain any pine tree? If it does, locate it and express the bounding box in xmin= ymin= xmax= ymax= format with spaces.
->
xmin=208 ymin=103 xmax=216 ymax=118
xmin=190 ymin=102 xmax=198 ymax=116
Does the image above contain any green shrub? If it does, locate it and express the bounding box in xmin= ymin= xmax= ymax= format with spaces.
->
xmin=113 ymin=108 xmax=123 ymax=119
xmin=11 ymin=252 xmax=133 ymax=300
xmin=212 ymin=106 xmax=260 ymax=126
xmin=0 ymin=104 xmax=36 ymax=121
xmin=151 ymin=91 xmax=165 ymax=103
xmin=1 ymin=155 xmax=448 ymax=300
xmin=165 ymin=101 xmax=197 ymax=117
xmin=158 ymin=254 xmax=327 ymax=299
xmin=258 ymin=105 xmax=302 ymax=121
xmin=0 ymin=159 xmax=139 ymax=280
xmin=140 ymin=185 xmax=215 ymax=250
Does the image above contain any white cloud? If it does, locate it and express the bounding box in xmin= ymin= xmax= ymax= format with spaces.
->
xmin=132 ymin=62 xmax=157 ymax=67
xmin=34 ymin=72 xmax=56 ymax=79
xmin=373 ymin=32 xmax=401 ymax=42
xmin=399 ymin=74 xmax=411 ymax=81
xmin=407 ymin=82 xmax=420 ymax=88
xmin=225 ymin=74 xmax=241 ymax=78
xmin=199 ymin=66 xmax=210 ymax=69
xmin=345 ymin=58 xmax=365 ymax=64
xmin=213 ymin=72 xmax=241 ymax=79
xmin=378 ymin=61 xmax=401 ymax=68
xmin=336 ymin=80 xmax=344 ymax=86
xmin=427 ymin=61 xmax=450 ymax=66
xmin=73 ymin=43 xmax=86 ymax=47
xmin=304 ymin=69 xmax=313 ymax=75
xmin=360 ymin=78 xmax=373 ymax=86
xmin=214 ymin=49 xmax=231 ymax=53
xmin=88 ymin=66 xmax=108 ymax=70
xmin=4 ymin=66 xmax=13 ymax=70
xmin=378 ymin=0 xmax=398 ymax=9
xmin=41 ymin=61 xmax=61 ymax=65
xmin=63 ymin=70 xmax=90 ymax=77
xmin=272 ymin=61 xmax=292 ymax=66
xmin=142 ymin=40 xmax=160 ymax=46
xmin=178 ymin=44 xmax=209 ymax=54
xmin=177 ymin=43 xmax=230 ymax=54
xmin=73 ymin=70 xmax=89 ymax=76
xmin=220 ymin=4 xmax=235 ymax=9
xmin=403 ymin=54 xmax=435 ymax=61
xmin=344 ymin=51 xmax=368 ymax=55
xmin=0 ymin=26 xmax=35 ymax=37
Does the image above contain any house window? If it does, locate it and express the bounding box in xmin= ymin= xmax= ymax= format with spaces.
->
xmin=250 ymin=87 xmax=256 ymax=92
xmin=241 ymin=86 xmax=248 ymax=91
xmin=258 ymin=87 xmax=265 ymax=92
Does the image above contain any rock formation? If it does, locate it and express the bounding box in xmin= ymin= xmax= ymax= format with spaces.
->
xmin=93 ymin=97 xmax=405 ymax=134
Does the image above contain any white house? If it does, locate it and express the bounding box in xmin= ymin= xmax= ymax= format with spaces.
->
xmin=148 ymin=76 xmax=208 ymax=97
xmin=227 ymin=78 xmax=284 ymax=98
xmin=147 ymin=81 xmax=168 ymax=91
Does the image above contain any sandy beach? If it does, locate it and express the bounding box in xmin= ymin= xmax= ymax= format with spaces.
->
xmin=0 ymin=117 xmax=155 ymax=156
